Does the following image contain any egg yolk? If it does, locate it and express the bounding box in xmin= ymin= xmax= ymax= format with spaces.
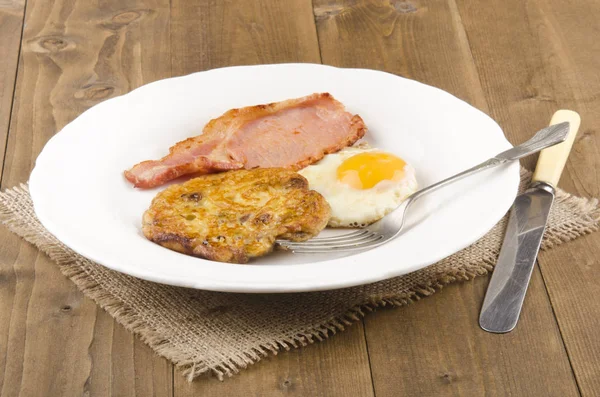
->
xmin=336 ymin=152 xmax=406 ymax=189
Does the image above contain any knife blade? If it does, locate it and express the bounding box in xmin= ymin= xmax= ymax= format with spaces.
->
xmin=480 ymin=110 xmax=581 ymax=333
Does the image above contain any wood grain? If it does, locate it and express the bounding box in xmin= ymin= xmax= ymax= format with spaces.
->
xmin=313 ymin=0 xmax=580 ymax=395
xmin=0 ymin=2 xmax=26 ymax=389
xmin=85 ymin=310 xmax=172 ymax=396
xmin=365 ymin=270 xmax=578 ymax=396
xmin=2 ymin=0 xmax=171 ymax=185
xmin=170 ymin=0 xmax=321 ymax=75
xmin=0 ymin=247 xmax=98 ymax=396
xmin=1 ymin=0 xmax=599 ymax=394
xmin=0 ymin=0 xmax=173 ymax=395
xmin=0 ymin=0 xmax=25 ymax=177
xmin=313 ymin=0 xmax=488 ymax=111
xmin=177 ymin=323 xmax=374 ymax=397
xmin=454 ymin=0 xmax=600 ymax=394
xmin=170 ymin=0 xmax=374 ymax=394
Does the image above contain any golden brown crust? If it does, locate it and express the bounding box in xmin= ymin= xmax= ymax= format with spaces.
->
xmin=142 ymin=168 xmax=331 ymax=263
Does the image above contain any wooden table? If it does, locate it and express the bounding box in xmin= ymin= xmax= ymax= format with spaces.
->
xmin=1 ymin=0 xmax=599 ymax=395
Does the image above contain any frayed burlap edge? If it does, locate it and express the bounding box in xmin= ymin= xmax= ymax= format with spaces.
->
xmin=1 ymin=180 xmax=599 ymax=381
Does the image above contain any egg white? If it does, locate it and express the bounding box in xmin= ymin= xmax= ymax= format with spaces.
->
xmin=299 ymin=147 xmax=418 ymax=227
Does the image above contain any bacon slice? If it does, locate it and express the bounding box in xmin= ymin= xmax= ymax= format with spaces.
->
xmin=124 ymin=93 xmax=367 ymax=188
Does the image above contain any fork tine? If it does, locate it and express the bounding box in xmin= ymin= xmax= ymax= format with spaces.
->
xmin=308 ymin=229 xmax=367 ymax=241
xmin=284 ymin=235 xmax=385 ymax=253
xmin=275 ymin=230 xmax=368 ymax=246
xmin=281 ymin=232 xmax=377 ymax=247
xmin=280 ymin=233 xmax=382 ymax=250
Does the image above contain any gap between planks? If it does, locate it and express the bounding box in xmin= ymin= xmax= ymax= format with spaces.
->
xmin=0 ymin=0 xmax=27 ymax=184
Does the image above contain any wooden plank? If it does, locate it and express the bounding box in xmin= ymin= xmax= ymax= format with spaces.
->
xmin=454 ymin=0 xmax=600 ymax=394
xmin=0 ymin=1 xmax=25 ymax=391
xmin=364 ymin=270 xmax=578 ymax=396
xmin=0 ymin=0 xmax=173 ymax=395
xmin=313 ymin=0 xmax=581 ymax=395
xmin=0 ymin=0 xmax=25 ymax=177
xmin=170 ymin=0 xmax=321 ymax=74
xmin=178 ymin=323 xmax=374 ymax=397
xmin=541 ymin=236 xmax=600 ymax=396
xmin=313 ymin=0 xmax=488 ymax=111
xmin=2 ymin=0 xmax=172 ymax=185
xmin=170 ymin=0 xmax=373 ymax=394
xmin=85 ymin=310 xmax=173 ymax=396
xmin=0 ymin=246 xmax=98 ymax=396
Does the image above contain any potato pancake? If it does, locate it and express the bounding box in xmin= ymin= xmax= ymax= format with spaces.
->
xmin=142 ymin=168 xmax=331 ymax=263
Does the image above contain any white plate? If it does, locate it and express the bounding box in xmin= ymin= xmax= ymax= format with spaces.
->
xmin=29 ymin=64 xmax=519 ymax=293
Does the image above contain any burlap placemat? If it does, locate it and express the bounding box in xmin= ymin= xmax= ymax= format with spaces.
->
xmin=0 ymin=169 xmax=598 ymax=381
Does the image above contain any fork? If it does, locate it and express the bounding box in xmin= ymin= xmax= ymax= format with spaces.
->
xmin=276 ymin=122 xmax=571 ymax=254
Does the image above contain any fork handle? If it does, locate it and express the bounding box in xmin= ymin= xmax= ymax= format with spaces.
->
xmin=409 ymin=121 xmax=571 ymax=201
xmin=494 ymin=121 xmax=570 ymax=162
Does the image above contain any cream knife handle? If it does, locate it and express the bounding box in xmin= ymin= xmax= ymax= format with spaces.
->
xmin=532 ymin=110 xmax=581 ymax=187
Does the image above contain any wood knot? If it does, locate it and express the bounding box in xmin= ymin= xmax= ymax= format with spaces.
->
xmin=41 ymin=37 xmax=68 ymax=51
xmin=28 ymin=35 xmax=76 ymax=54
xmin=280 ymin=378 xmax=294 ymax=390
xmin=392 ymin=0 xmax=418 ymax=13
xmin=74 ymin=84 xmax=116 ymax=101
xmin=578 ymin=129 xmax=594 ymax=141
xmin=113 ymin=10 xmax=142 ymax=24
xmin=440 ymin=372 xmax=455 ymax=384
xmin=101 ymin=9 xmax=150 ymax=30
xmin=313 ymin=4 xmax=348 ymax=21
xmin=520 ymin=90 xmax=553 ymax=103
xmin=1 ymin=0 xmax=24 ymax=10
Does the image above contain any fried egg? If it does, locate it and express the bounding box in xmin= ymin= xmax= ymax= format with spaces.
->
xmin=298 ymin=146 xmax=418 ymax=227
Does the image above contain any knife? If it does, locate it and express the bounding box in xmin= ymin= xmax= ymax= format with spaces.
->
xmin=479 ymin=110 xmax=581 ymax=333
